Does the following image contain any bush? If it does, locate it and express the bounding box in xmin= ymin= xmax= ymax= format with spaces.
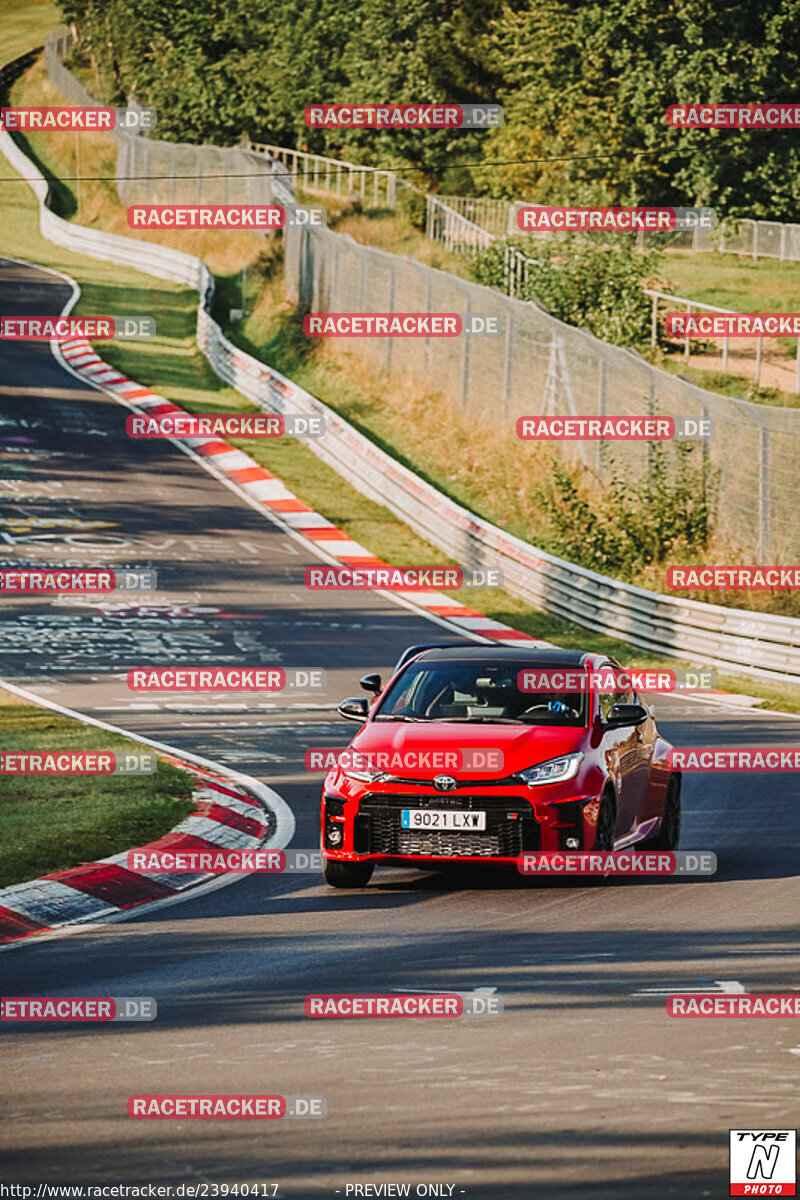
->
xmin=398 ymin=188 xmax=428 ymax=231
xmin=473 ymin=234 xmax=662 ymax=350
xmin=536 ymin=441 xmax=717 ymax=578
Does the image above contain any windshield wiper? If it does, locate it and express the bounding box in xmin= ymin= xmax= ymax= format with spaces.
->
xmin=426 ymin=716 xmax=527 ymax=724
xmin=373 ymin=714 xmax=429 ymax=722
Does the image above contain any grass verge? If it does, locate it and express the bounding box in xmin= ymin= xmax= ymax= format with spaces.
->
xmin=663 ymin=250 xmax=800 ymax=319
xmin=2 ymin=0 xmax=59 ymax=65
xmin=0 ymin=691 xmax=195 ymax=888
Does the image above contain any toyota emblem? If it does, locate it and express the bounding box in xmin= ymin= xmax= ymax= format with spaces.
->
xmin=433 ymin=775 xmax=457 ymax=792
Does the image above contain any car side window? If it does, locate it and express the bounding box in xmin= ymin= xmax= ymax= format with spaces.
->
xmin=598 ymin=663 xmax=633 ymax=723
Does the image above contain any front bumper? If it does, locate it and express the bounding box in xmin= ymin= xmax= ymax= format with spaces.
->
xmin=322 ymin=787 xmax=600 ymax=863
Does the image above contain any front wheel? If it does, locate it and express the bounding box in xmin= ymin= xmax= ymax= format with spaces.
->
xmin=647 ymin=777 xmax=681 ymax=850
xmin=594 ymin=793 xmax=616 ymax=851
xmin=322 ymin=857 xmax=375 ymax=888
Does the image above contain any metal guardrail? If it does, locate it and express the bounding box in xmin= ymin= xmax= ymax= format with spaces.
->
xmin=5 ymin=48 xmax=800 ymax=683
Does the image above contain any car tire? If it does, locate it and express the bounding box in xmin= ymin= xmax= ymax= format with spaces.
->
xmin=646 ymin=777 xmax=681 ymax=850
xmin=594 ymin=792 xmax=616 ymax=851
xmin=322 ymin=858 xmax=375 ymax=888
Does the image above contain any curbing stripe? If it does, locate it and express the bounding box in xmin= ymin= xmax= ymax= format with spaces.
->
xmin=0 ymin=685 xmax=284 ymax=946
xmin=49 ymin=862 xmax=176 ymax=907
xmin=53 ymin=334 xmax=541 ymax=646
xmin=0 ymin=879 xmax=119 ymax=925
xmin=0 ymin=764 xmax=274 ymax=944
xmin=172 ymin=815 xmax=263 ymax=848
xmin=0 ymin=905 xmax=46 ymax=941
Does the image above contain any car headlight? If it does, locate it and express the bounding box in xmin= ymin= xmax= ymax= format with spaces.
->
xmin=518 ymin=752 xmax=583 ymax=786
xmin=340 ymin=766 xmax=385 ymax=782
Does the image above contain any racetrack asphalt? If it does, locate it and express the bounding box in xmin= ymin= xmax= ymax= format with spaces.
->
xmin=1 ymin=257 xmax=798 ymax=1198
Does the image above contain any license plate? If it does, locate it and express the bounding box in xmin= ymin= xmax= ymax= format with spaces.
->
xmin=401 ymin=808 xmax=486 ymax=831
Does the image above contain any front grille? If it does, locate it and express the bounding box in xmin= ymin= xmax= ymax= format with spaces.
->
xmin=357 ymin=793 xmax=539 ymax=858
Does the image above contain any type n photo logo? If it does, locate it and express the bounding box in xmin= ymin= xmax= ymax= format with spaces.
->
xmin=729 ymin=1130 xmax=796 ymax=1195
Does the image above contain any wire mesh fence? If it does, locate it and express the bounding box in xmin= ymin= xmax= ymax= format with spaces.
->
xmin=285 ymin=220 xmax=800 ymax=559
xmin=45 ymin=31 xmax=287 ymax=210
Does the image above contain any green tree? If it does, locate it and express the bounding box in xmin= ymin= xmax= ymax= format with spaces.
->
xmin=481 ymin=0 xmax=800 ymax=219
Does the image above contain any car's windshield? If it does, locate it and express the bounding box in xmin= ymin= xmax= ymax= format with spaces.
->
xmin=373 ymin=660 xmax=589 ymax=726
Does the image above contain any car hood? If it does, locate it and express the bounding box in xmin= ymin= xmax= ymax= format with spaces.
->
xmin=349 ymin=721 xmax=586 ymax=779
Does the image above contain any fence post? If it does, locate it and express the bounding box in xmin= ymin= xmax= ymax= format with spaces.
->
xmin=700 ymin=399 xmax=711 ymax=515
xmin=752 ymin=221 xmax=759 ymax=263
xmin=596 ymin=357 xmax=608 ymax=477
xmin=755 ymin=336 xmax=763 ymax=389
xmin=758 ymin=424 xmax=770 ymax=559
xmin=329 ymin=236 xmax=340 ymax=316
xmin=684 ymin=302 xmax=692 ymax=364
xmin=650 ymin=292 xmax=658 ymax=349
xmin=502 ymin=309 xmax=513 ymax=414
xmin=646 ymin=374 xmax=656 ymax=482
xmin=118 ymin=134 xmax=130 ymax=206
xmin=424 ymin=270 xmax=433 ymax=381
xmin=385 ymin=260 xmax=396 ymax=374
xmin=780 ymin=224 xmax=787 ymax=261
xmin=358 ymin=250 xmax=366 ymax=312
xmin=460 ymin=288 xmax=471 ymax=410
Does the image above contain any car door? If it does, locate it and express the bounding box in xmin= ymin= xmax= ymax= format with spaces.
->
xmin=598 ymin=672 xmax=648 ymax=838
xmin=634 ymin=694 xmax=660 ymax=827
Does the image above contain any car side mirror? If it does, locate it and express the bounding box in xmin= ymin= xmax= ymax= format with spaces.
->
xmin=605 ymin=702 xmax=649 ymax=728
xmin=338 ymin=696 xmax=369 ymax=722
xmin=359 ymin=673 xmax=382 ymax=695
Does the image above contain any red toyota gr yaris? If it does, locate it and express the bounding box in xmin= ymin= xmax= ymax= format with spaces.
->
xmin=320 ymin=643 xmax=682 ymax=888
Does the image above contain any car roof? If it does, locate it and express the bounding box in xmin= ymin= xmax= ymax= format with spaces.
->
xmin=411 ymin=645 xmax=592 ymax=667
